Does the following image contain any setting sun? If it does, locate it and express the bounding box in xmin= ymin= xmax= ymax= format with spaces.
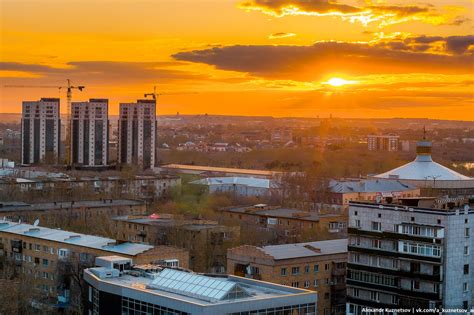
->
xmin=324 ymin=78 xmax=358 ymax=87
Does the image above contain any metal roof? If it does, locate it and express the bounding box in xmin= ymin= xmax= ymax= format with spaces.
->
xmin=191 ymin=177 xmax=272 ymax=189
xmin=0 ymin=199 xmax=144 ymax=212
xmin=258 ymin=239 xmax=348 ymax=260
xmin=161 ymin=164 xmax=282 ymax=176
xmin=148 ymin=269 xmax=250 ymax=302
xmin=0 ymin=219 xmax=153 ymax=256
xmin=329 ymin=179 xmax=416 ymax=193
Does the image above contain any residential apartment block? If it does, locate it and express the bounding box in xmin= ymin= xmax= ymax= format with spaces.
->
xmin=0 ymin=219 xmax=189 ymax=312
xmin=71 ymin=98 xmax=109 ymax=166
xmin=347 ymin=198 xmax=474 ymax=313
xmin=227 ymin=239 xmax=347 ymax=315
xmin=84 ymin=256 xmax=317 ymax=315
xmin=367 ymin=134 xmax=399 ymax=152
xmin=118 ymin=99 xmax=157 ymax=169
xmin=220 ymin=204 xmax=347 ymax=244
xmin=21 ymin=98 xmax=61 ymax=164
xmin=113 ymin=214 xmax=240 ymax=273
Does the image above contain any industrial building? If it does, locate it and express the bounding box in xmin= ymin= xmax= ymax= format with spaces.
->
xmin=71 ymin=98 xmax=109 ymax=167
xmin=21 ymin=98 xmax=61 ymax=164
xmin=83 ymin=256 xmax=317 ymax=315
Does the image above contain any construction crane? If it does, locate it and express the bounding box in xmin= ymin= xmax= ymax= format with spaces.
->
xmin=4 ymin=79 xmax=85 ymax=166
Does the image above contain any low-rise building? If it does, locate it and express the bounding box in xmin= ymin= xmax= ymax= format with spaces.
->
xmin=227 ymin=239 xmax=347 ymax=315
xmin=0 ymin=199 xmax=146 ymax=227
xmin=113 ymin=214 xmax=240 ymax=273
xmin=347 ymin=198 xmax=474 ymax=313
xmin=325 ymin=178 xmax=420 ymax=208
xmin=158 ymin=164 xmax=285 ymax=179
xmin=220 ymin=204 xmax=347 ymax=244
xmin=84 ymin=256 xmax=317 ymax=315
xmin=0 ymin=219 xmax=188 ymax=312
xmin=191 ymin=176 xmax=282 ymax=199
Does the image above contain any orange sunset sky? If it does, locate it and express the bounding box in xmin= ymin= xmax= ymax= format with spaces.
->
xmin=0 ymin=0 xmax=473 ymax=119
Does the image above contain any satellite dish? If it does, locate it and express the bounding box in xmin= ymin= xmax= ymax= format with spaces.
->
xmin=33 ymin=219 xmax=40 ymax=226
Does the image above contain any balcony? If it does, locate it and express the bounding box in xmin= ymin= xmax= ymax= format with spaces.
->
xmin=348 ymin=245 xmax=442 ymax=263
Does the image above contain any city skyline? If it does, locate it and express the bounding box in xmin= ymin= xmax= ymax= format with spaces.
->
xmin=1 ymin=0 xmax=473 ymax=120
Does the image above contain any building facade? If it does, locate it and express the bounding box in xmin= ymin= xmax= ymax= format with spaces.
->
xmin=347 ymin=199 xmax=474 ymax=313
xmin=71 ymin=99 xmax=109 ymax=166
xmin=21 ymin=98 xmax=61 ymax=164
xmin=0 ymin=219 xmax=189 ymax=311
xmin=227 ymin=239 xmax=347 ymax=315
xmin=118 ymin=99 xmax=157 ymax=169
xmin=84 ymin=257 xmax=317 ymax=315
xmin=113 ymin=214 xmax=240 ymax=273
xmin=367 ymin=135 xmax=399 ymax=152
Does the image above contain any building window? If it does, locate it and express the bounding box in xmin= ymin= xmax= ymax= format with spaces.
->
xmin=370 ymin=291 xmax=379 ymax=302
xmin=464 ymin=246 xmax=470 ymax=255
xmin=291 ymin=281 xmax=299 ymax=288
xmin=412 ymin=280 xmax=420 ymax=290
xmin=465 ymin=228 xmax=470 ymax=238
xmin=292 ymin=267 xmax=300 ymax=275
xmin=355 ymin=219 xmax=361 ymax=228
xmin=372 ymin=239 xmax=382 ymax=249
xmin=352 ymin=288 xmax=360 ymax=297
xmin=42 ymin=259 xmax=48 ymax=266
xmin=304 ymin=265 xmax=310 ymax=273
xmin=464 ymin=264 xmax=469 ymax=275
xmin=304 ymin=280 xmax=310 ymax=288
xmin=314 ymin=279 xmax=318 ymax=287
xmin=463 ymin=282 xmax=469 ymax=292
xmin=371 ymin=221 xmax=381 ymax=231
xmin=324 ymin=264 xmax=329 ymax=271
xmin=314 ymin=264 xmax=319 ymax=273
xmin=280 ymin=268 xmax=287 ymax=276
xmin=34 ymin=244 xmax=41 ymax=251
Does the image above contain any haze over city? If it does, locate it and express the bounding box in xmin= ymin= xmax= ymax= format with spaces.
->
xmin=1 ymin=0 xmax=473 ymax=119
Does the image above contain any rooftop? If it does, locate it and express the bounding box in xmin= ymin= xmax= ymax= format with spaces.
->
xmin=191 ymin=176 xmax=276 ymax=189
xmin=258 ymin=239 xmax=348 ymax=260
xmin=329 ymin=179 xmax=417 ymax=193
xmin=160 ymin=164 xmax=283 ymax=176
xmin=113 ymin=215 xmax=222 ymax=230
xmin=0 ymin=199 xmax=144 ymax=212
xmin=223 ymin=205 xmax=343 ymax=222
xmin=0 ymin=219 xmax=153 ymax=256
xmin=85 ymin=266 xmax=314 ymax=306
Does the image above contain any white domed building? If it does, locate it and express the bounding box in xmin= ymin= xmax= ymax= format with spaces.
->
xmin=372 ymin=139 xmax=474 ymax=195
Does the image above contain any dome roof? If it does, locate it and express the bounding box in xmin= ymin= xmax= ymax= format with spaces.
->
xmin=374 ymin=140 xmax=472 ymax=181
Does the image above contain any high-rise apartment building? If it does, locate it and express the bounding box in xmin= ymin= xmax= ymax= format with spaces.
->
xmin=347 ymin=198 xmax=474 ymax=313
xmin=71 ymin=98 xmax=109 ymax=166
xmin=367 ymin=135 xmax=399 ymax=152
xmin=21 ymin=98 xmax=61 ymax=164
xmin=118 ymin=99 xmax=157 ymax=169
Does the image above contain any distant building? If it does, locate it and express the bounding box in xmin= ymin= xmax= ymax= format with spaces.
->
xmin=271 ymin=128 xmax=293 ymax=144
xmin=158 ymin=164 xmax=286 ymax=179
xmin=113 ymin=214 xmax=240 ymax=273
xmin=71 ymin=98 xmax=109 ymax=167
xmin=21 ymin=98 xmax=61 ymax=164
xmin=325 ymin=178 xmax=420 ymax=208
xmin=347 ymin=198 xmax=474 ymax=313
xmin=0 ymin=199 xmax=146 ymax=227
xmin=191 ymin=176 xmax=282 ymax=199
xmin=118 ymin=99 xmax=157 ymax=169
xmin=372 ymin=139 xmax=474 ymax=195
xmin=0 ymin=219 xmax=189 ymax=311
xmin=220 ymin=204 xmax=347 ymax=244
xmin=367 ymin=135 xmax=399 ymax=152
xmin=228 ymin=239 xmax=347 ymax=315
xmin=84 ymin=257 xmax=317 ymax=315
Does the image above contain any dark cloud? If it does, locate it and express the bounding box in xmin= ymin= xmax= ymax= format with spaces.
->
xmin=269 ymin=32 xmax=296 ymax=39
xmin=173 ymin=38 xmax=474 ymax=80
xmin=0 ymin=61 xmax=208 ymax=84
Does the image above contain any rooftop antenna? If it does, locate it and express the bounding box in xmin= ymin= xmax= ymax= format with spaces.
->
xmin=33 ymin=219 xmax=40 ymax=226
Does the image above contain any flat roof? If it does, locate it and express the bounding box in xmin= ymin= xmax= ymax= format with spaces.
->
xmin=113 ymin=215 xmax=223 ymax=230
xmin=0 ymin=219 xmax=153 ymax=256
xmin=258 ymin=239 xmax=348 ymax=260
xmin=85 ymin=267 xmax=314 ymax=306
xmin=160 ymin=164 xmax=283 ymax=176
xmin=329 ymin=179 xmax=417 ymax=193
xmin=223 ymin=206 xmax=343 ymax=222
xmin=191 ymin=177 xmax=272 ymax=189
xmin=0 ymin=199 xmax=144 ymax=212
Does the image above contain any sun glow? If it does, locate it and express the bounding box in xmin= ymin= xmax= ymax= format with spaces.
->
xmin=324 ymin=77 xmax=358 ymax=87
